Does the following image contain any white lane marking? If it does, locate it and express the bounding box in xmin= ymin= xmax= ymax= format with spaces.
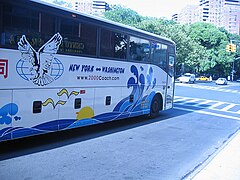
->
xmin=175 ymin=96 xmax=240 ymax=114
xmin=184 ymin=99 xmax=201 ymax=103
xmin=209 ymin=102 xmax=225 ymax=108
xmin=176 ymin=83 xmax=240 ymax=94
xmin=198 ymin=100 xmax=213 ymax=105
xmin=221 ymin=104 xmax=236 ymax=111
xmin=174 ymin=97 xmax=191 ymax=102
xmin=174 ymin=107 xmax=240 ymax=121
xmin=174 ymin=96 xmax=211 ymax=102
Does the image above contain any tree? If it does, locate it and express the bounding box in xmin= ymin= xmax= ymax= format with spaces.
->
xmin=103 ymin=7 xmax=240 ymax=77
xmin=226 ymin=32 xmax=240 ymax=79
xmin=165 ymin=24 xmax=208 ymax=73
xmin=136 ymin=20 xmax=207 ymax=73
xmin=52 ymin=0 xmax=72 ymax=8
xmin=104 ymin=5 xmax=141 ymax=26
xmin=187 ymin=22 xmax=234 ymax=74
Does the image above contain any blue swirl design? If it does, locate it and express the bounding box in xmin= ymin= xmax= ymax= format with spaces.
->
xmin=114 ymin=65 xmax=156 ymax=114
xmin=146 ymin=67 xmax=157 ymax=91
xmin=0 ymin=103 xmax=19 ymax=125
xmin=0 ymin=65 xmax=159 ymax=141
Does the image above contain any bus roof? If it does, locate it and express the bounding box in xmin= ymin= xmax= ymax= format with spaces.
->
xmin=30 ymin=0 xmax=175 ymax=45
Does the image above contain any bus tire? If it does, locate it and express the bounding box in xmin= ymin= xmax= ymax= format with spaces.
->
xmin=150 ymin=94 xmax=162 ymax=118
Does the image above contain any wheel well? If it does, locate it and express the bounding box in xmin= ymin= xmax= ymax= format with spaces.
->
xmin=154 ymin=93 xmax=163 ymax=111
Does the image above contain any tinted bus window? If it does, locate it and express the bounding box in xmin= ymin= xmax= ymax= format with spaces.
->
xmin=129 ymin=36 xmax=150 ymax=62
xmin=151 ymin=42 xmax=167 ymax=71
xmin=1 ymin=3 xmax=39 ymax=48
xmin=60 ymin=18 xmax=97 ymax=56
xmin=40 ymin=13 xmax=56 ymax=36
xmin=169 ymin=55 xmax=175 ymax=77
xmin=100 ymin=29 xmax=127 ymax=59
xmin=61 ymin=18 xmax=79 ymax=36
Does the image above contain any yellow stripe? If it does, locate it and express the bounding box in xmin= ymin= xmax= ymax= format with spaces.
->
xmin=42 ymin=98 xmax=55 ymax=108
xmin=56 ymin=100 xmax=66 ymax=106
xmin=70 ymin=91 xmax=79 ymax=96
xmin=57 ymin=88 xmax=68 ymax=97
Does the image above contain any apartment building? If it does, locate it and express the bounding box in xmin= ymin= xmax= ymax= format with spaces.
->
xmin=172 ymin=14 xmax=178 ymax=22
xmin=74 ymin=0 xmax=110 ymax=16
xmin=75 ymin=0 xmax=93 ymax=14
xmin=173 ymin=0 xmax=240 ymax=35
xmin=92 ymin=1 xmax=110 ymax=16
xmin=223 ymin=0 xmax=240 ymax=34
xmin=178 ymin=5 xmax=198 ymax=25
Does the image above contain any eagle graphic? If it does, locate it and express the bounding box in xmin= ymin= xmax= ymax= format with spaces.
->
xmin=18 ymin=33 xmax=62 ymax=86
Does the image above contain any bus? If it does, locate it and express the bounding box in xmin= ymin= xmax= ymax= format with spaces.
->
xmin=0 ymin=0 xmax=176 ymax=142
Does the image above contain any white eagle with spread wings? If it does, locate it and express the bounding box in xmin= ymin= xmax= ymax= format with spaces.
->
xmin=18 ymin=33 xmax=62 ymax=86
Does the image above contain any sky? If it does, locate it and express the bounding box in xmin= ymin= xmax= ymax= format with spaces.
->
xmin=105 ymin=0 xmax=199 ymax=19
xmin=45 ymin=0 xmax=199 ymax=19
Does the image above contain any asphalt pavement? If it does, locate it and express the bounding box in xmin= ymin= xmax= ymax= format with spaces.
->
xmin=1 ymin=81 xmax=240 ymax=180
xmin=191 ymin=129 xmax=240 ymax=180
xmin=177 ymin=81 xmax=240 ymax=179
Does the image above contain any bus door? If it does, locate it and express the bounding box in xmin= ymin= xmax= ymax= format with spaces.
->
xmin=165 ymin=55 xmax=175 ymax=109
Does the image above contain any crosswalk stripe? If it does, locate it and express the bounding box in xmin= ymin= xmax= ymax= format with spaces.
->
xmin=174 ymin=97 xmax=190 ymax=102
xmin=176 ymin=83 xmax=240 ymax=94
xmin=174 ymin=107 xmax=240 ymax=121
xmin=174 ymin=96 xmax=240 ymax=116
xmin=221 ymin=104 xmax=236 ymax=111
xmin=185 ymin=99 xmax=200 ymax=103
xmin=198 ymin=100 xmax=213 ymax=105
xmin=209 ymin=102 xmax=225 ymax=108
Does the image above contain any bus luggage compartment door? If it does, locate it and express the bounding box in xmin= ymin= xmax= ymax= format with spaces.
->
xmin=0 ymin=90 xmax=13 ymax=141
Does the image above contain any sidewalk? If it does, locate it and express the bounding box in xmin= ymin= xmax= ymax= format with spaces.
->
xmin=191 ymin=130 xmax=240 ymax=180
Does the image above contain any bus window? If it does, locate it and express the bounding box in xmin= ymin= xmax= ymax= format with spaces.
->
xmin=168 ymin=46 xmax=175 ymax=54
xmin=168 ymin=55 xmax=175 ymax=77
xmin=40 ymin=13 xmax=56 ymax=36
xmin=100 ymin=28 xmax=127 ymax=59
xmin=80 ymin=23 xmax=97 ymax=56
xmin=151 ymin=42 xmax=167 ymax=71
xmin=1 ymin=3 xmax=39 ymax=48
xmin=0 ymin=5 xmax=2 ymax=34
xmin=60 ymin=18 xmax=97 ymax=56
xmin=129 ymin=36 xmax=150 ymax=62
xmin=60 ymin=17 xmax=79 ymax=36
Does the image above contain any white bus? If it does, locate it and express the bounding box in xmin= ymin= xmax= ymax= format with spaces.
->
xmin=0 ymin=0 xmax=176 ymax=141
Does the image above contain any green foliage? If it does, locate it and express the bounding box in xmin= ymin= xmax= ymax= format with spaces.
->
xmin=104 ymin=6 xmax=240 ymax=77
xmin=104 ymin=5 xmax=141 ymax=26
xmin=52 ymin=0 xmax=72 ymax=8
xmin=53 ymin=0 xmax=65 ymax=5
xmin=187 ymin=22 xmax=235 ymax=73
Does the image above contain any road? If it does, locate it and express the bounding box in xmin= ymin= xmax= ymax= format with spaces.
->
xmin=0 ymin=82 xmax=240 ymax=180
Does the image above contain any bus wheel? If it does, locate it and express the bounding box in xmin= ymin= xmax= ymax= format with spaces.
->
xmin=150 ymin=95 xmax=161 ymax=118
